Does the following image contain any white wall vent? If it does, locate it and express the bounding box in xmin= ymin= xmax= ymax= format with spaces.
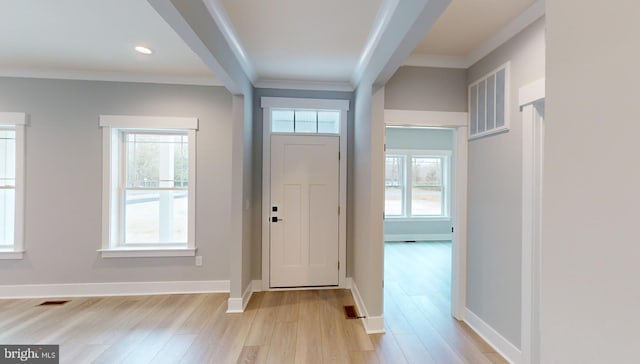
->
xmin=468 ymin=62 xmax=510 ymax=139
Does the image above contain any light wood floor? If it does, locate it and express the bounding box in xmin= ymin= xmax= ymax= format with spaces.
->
xmin=383 ymin=241 xmax=507 ymax=364
xmin=0 ymin=242 xmax=505 ymax=363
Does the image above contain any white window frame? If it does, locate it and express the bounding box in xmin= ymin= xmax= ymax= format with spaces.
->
xmin=99 ymin=115 xmax=197 ymax=258
xmin=0 ymin=112 xmax=26 ymax=259
xmin=385 ymin=149 xmax=451 ymax=221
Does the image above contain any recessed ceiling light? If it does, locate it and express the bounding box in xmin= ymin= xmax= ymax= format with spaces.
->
xmin=135 ymin=46 xmax=152 ymax=55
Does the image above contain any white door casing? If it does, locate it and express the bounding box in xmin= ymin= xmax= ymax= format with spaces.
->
xmin=270 ymin=135 xmax=340 ymax=287
xmin=261 ymin=97 xmax=349 ymax=291
xmin=384 ymin=109 xmax=468 ymax=320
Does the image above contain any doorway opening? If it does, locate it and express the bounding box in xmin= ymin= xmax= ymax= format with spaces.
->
xmin=384 ymin=125 xmax=455 ymax=318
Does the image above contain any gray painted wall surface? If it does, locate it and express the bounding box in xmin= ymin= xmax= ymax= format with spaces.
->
xmin=385 ymin=66 xmax=467 ymax=112
xmin=384 ymin=127 xmax=453 ymax=237
xmin=0 ymin=77 xmax=233 ymax=284
xmin=251 ymin=88 xmax=355 ymax=279
xmin=542 ymin=1 xmax=640 ymax=362
xmin=465 ymin=17 xmax=545 ymax=348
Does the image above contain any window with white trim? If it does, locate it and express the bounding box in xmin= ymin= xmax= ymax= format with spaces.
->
xmin=271 ymin=108 xmax=340 ymax=134
xmin=0 ymin=113 xmax=25 ymax=259
xmin=99 ymin=115 xmax=197 ymax=258
xmin=0 ymin=113 xmax=26 ymax=259
xmin=385 ymin=149 xmax=450 ymax=219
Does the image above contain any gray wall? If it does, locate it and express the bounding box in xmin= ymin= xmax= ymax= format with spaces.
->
xmin=466 ymin=17 xmax=545 ymax=348
xmin=384 ymin=127 xmax=453 ymax=238
xmin=542 ymin=1 xmax=640 ymax=362
xmin=0 ymin=77 xmax=233 ymax=284
xmin=385 ymin=66 xmax=467 ymax=111
xmin=251 ymin=88 xmax=355 ymax=279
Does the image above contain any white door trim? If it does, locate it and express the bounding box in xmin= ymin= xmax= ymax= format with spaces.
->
xmin=383 ymin=109 xmax=468 ymax=320
xmin=261 ymin=97 xmax=349 ymax=290
xmin=520 ymin=78 xmax=545 ymax=364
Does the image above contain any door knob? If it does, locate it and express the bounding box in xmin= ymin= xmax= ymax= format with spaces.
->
xmin=271 ymin=217 xmax=284 ymax=223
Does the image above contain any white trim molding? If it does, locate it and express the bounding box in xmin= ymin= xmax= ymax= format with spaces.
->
xmin=382 ymin=109 xmax=468 ymax=320
xmin=519 ymin=78 xmax=545 ymax=108
xmin=384 ymin=234 xmax=452 ymax=242
xmin=261 ymin=97 xmax=350 ymax=291
xmin=0 ymin=68 xmax=222 ymax=87
xmin=0 ymin=280 xmax=230 ymax=299
xmin=519 ymin=78 xmax=545 ymax=364
xmin=465 ymin=308 xmax=521 ymax=364
xmin=402 ymin=0 xmax=545 ymax=69
xmin=0 ymin=112 xmax=27 ymax=259
xmin=98 ymin=115 xmax=198 ymax=258
xmin=349 ymin=278 xmax=385 ymax=334
xmin=202 ymin=0 xmax=257 ymax=83
xmin=227 ymin=282 xmax=254 ymax=313
xmin=385 ymin=109 xmax=467 ymax=127
xmin=98 ymin=248 xmax=196 ymax=258
xmin=254 ymin=80 xmax=354 ymax=92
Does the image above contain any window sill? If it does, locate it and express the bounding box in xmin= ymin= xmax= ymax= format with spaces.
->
xmin=98 ymin=247 xmax=196 ymax=258
xmin=385 ymin=216 xmax=451 ymax=222
xmin=0 ymin=250 xmax=25 ymax=259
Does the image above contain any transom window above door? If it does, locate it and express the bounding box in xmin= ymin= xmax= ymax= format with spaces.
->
xmin=271 ymin=109 xmax=340 ymax=134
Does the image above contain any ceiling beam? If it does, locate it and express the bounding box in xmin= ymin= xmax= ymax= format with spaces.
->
xmin=148 ymin=0 xmax=252 ymax=95
xmin=351 ymin=0 xmax=451 ymax=88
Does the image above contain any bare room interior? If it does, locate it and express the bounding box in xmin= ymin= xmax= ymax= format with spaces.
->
xmin=1 ymin=0 xmax=638 ymax=363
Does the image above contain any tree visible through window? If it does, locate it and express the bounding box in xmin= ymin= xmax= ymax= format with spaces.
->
xmin=123 ymin=132 xmax=188 ymax=244
xmin=411 ymin=157 xmax=442 ymax=216
xmin=384 ymin=150 xmax=449 ymax=218
xmin=385 ymin=155 xmax=404 ymax=216
xmin=0 ymin=128 xmax=16 ymax=246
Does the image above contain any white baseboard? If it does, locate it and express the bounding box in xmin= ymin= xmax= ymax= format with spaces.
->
xmin=0 ymin=280 xmax=230 ymax=299
xmin=349 ymin=278 xmax=385 ymax=334
xmin=251 ymin=279 xmax=263 ymax=292
xmin=464 ymin=308 xmax=521 ymax=364
xmin=384 ymin=233 xmax=452 ymax=242
xmin=227 ymin=281 xmax=255 ymax=313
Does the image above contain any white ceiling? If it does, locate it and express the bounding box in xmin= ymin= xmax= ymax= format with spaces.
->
xmin=0 ymin=0 xmax=542 ymax=86
xmin=0 ymin=0 xmax=216 ymax=84
xmin=220 ymin=0 xmax=381 ymax=83
xmin=413 ymin=0 xmax=536 ymax=57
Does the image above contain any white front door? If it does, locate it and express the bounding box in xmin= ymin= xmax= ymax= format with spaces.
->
xmin=270 ymin=134 xmax=339 ymax=287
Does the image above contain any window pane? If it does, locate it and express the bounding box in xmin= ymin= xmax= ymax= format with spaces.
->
xmin=125 ymin=133 xmax=188 ymax=188
xmin=0 ymin=129 xmax=16 ymax=187
xmin=478 ymin=80 xmax=486 ymax=133
xmin=411 ymin=157 xmax=442 ymax=216
xmin=124 ymin=190 xmax=188 ymax=243
xmin=496 ymin=68 xmax=506 ymax=127
xmin=385 ymin=156 xmax=404 ymax=216
xmin=317 ymin=111 xmax=340 ymax=134
xmin=470 ymin=85 xmax=478 ymax=135
xmin=486 ymin=74 xmax=495 ymax=130
xmin=0 ymin=189 xmax=15 ymax=246
xmin=272 ymin=110 xmax=294 ymax=133
xmin=294 ymin=111 xmax=317 ymax=133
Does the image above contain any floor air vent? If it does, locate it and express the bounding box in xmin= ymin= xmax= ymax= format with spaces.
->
xmin=38 ymin=300 xmax=69 ymax=306
xmin=344 ymin=305 xmax=360 ymax=319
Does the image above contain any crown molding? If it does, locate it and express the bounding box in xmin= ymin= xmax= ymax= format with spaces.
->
xmin=254 ymin=79 xmax=354 ymax=92
xmin=404 ymin=0 xmax=545 ymax=70
xmin=0 ymin=68 xmax=223 ymax=86
xmin=403 ymin=54 xmax=467 ymax=69
xmin=466 ymin=0 xmax=545 ymax=67
xmin=202 ymin=0 xmax=257 ymax=83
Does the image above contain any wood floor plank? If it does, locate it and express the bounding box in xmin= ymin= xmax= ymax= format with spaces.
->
xmin=0 ymin=241 xmax=506 ymax=364
xmin=265 ymin=322 xmax=297 ymax=364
